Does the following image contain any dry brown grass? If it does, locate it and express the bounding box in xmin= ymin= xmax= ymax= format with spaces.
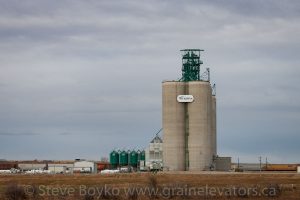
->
xmin=0 ymin=172 xmax=299 ymax=199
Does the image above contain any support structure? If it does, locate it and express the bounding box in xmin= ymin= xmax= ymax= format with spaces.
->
xmin=162 ymin=49 xmax=216 ymax=171
xmin=180 ymin=49 xmax=204 ymax=82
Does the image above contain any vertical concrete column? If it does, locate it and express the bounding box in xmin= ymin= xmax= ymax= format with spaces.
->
xmin=188 ymin=81 xmax=212 ymax=170
xmin=211 ymin=95 xmax=217 ymax=157
xmin=162 ymin=81 xmax=186 ymax=171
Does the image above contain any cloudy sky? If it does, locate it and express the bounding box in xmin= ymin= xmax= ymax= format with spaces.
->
xmin=0 ymin=0 xmax=299 ymax=163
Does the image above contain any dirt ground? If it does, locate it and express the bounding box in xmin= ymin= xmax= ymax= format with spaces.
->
xmin=0 ymin=172 xmax=299 ymax=199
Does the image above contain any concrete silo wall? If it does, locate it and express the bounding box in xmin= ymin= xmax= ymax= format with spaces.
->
xmin=211 ymin=95 xmax=217 ymax=157
xmin=162 ymin=81 xmax=216 ymax=171
xmin=162 ymin=81 xmax=186 ymax=171
xmin=188 ymin=81 xmax=213 ymax=170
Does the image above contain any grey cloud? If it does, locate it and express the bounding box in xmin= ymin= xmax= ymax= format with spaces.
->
xmin=0 ymin=0 xmax=299 ymax=162
xmin=205 ymin=0 xmax=300 ymax=18
xmin=0 ymin=132 xmax=39 ymax=136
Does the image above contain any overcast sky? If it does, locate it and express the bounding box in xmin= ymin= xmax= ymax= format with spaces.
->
xmin=0 ymin=0 xmax=299 ymax=163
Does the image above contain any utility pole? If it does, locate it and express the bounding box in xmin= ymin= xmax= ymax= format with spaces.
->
xmin=259 ymin=156 xmax=262 ymax=172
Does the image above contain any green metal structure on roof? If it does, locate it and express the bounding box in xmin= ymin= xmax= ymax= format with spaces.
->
xmin=180 ymin=49 xmax=204 ymax=82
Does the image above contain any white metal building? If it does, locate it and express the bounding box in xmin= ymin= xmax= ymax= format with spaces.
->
xmin=145 ymin=135 xmax=163 ymax=170
xmin=18 ymin=163 xmax=46 ymax=171
xmin=48 ymin=163 xmax=74 ymax=174
xmin=74 ymin=161 xmax=96 ymax=173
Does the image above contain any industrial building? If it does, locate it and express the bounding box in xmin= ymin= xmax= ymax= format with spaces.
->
xmin=48 ymin=163 xmax=74 ymax=174
xmin=108 ymin=49 xmax=222 ymax=172
xmin=162 ymin=49 xmax=217 ymax=171
xmin=0 ymin=160 xmax=105 ymax=174
xmin=145 ymin=134 xmax=163 ymax=171
xmin=109 ymin=133 xmax=164 ymax=171
xmin=18 ymin=163 xmax=47 ymax=171
xmin=214 ymin=156 xmax=231 ymax=171
xmin=73 ymin=160 xmax=97 ymax=173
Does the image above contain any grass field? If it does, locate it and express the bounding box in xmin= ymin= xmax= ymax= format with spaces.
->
xmin=0 ymin=172 xmax=299 ymax=199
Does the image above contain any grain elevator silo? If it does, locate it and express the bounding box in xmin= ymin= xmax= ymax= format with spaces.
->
xmin=162 ymin=49 xmax=217 ymax=171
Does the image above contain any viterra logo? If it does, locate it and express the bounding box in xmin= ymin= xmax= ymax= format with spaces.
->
xmin=177 ymin=95 xmax=194 ymax=103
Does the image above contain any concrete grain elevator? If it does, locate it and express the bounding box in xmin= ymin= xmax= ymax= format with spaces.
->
xmin=162 ymin=49 xmax=217 ymax=171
